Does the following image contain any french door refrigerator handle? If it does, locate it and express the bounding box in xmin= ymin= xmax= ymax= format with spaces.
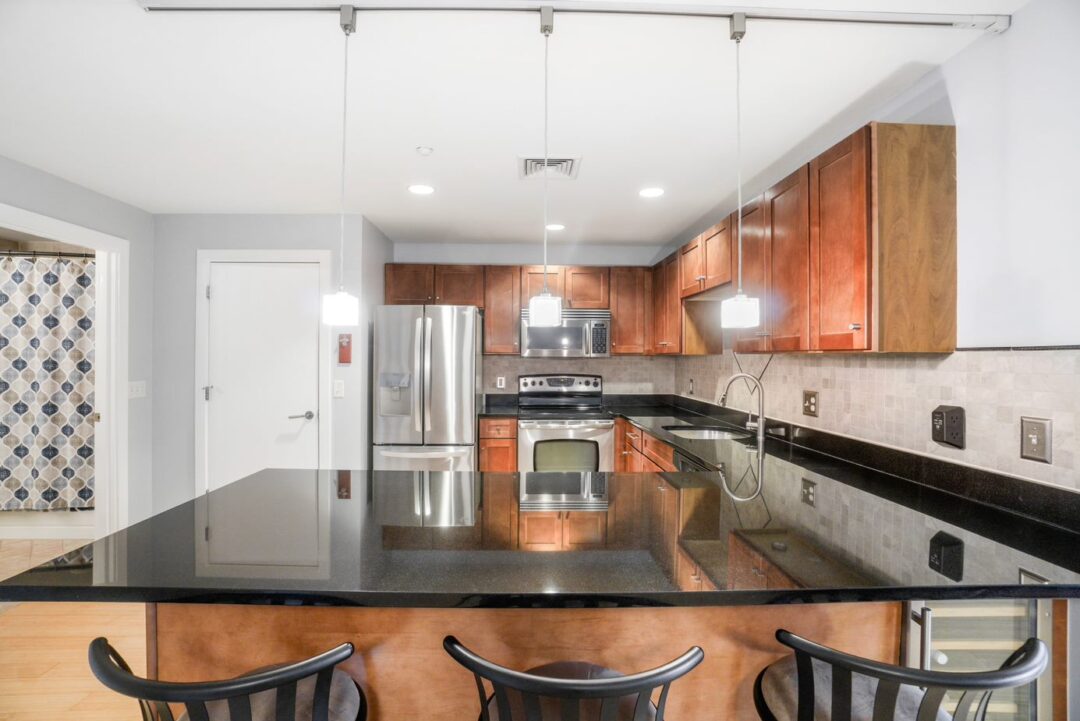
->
xmin=413 ymin=317 xmax=423 ymax=433
xmin=423 ymin=316 xmax=433 ymax=432
xmin=414 ymin=473 xmax=422 ymax=517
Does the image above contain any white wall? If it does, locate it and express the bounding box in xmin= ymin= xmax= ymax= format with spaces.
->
xmin=393 ymin=241 xmax=668 ymax=267
xmin=151 ymin=214 xmax=390 ymax=513
xmin=666 ymin=0 xmax=1080 ymax=348
xmin=0 ymin=154 xmax=155 ymax=526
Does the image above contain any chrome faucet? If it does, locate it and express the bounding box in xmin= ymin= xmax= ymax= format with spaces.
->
xmin=717 ymin=373 xmax=766 ymax=502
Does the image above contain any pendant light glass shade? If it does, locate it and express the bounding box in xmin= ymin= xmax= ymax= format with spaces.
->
xmin=322 ymin=289 xmax=360 ymax=326
xmin=720 ymin=292 xmax=759 ymax=329
xmin=528 ymin=291 xmax=563 ymax=327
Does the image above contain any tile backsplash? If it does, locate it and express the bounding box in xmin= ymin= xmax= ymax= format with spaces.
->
xmin=482 ymin=356 xmax=676 ymax=395
xmin=676 ymin=350 xmax=1080 ymax=492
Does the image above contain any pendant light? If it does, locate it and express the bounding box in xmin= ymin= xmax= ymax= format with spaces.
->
xmin=720 ymin=13 xmax=761 ymax=330
xmin=322 ymin=5 xmax=360 ymax=327
xmin=527 ymin=6 xmax=563 ymax=328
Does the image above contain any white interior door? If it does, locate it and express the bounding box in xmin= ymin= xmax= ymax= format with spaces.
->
xmin=205 ymin=261 xmax=322 ymax=491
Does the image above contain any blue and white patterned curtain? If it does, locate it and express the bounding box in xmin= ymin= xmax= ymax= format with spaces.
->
xmin=0 ymin=256 xmax=95 ymax=510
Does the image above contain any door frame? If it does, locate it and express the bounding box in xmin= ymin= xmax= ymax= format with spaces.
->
xmin=194 ymin=250 xmax=332 ymax=496
xmin=0 ymin=201 xmax=130 ymax=539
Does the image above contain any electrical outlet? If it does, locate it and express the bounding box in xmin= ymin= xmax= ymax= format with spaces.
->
xmin=128 ymin=381 xmax=147 ymax=399
xmin=800 ymin=478 xmax=816 ymax=507
xmin=1020 ymin=417 xmax=1052 ymax=463
xmin=802 ymin=390 xmax=818 ymax=417
xmin=496 ymin=376 xmax=506 ymax=390
xmin=932 ymin=405 xmax=965 ymax=449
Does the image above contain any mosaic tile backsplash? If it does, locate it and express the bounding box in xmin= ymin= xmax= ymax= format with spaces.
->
xmin=482 ymin=356 xmax=676 ymax=395
xmin=676 ymin=350 xmax=1080 ymax=492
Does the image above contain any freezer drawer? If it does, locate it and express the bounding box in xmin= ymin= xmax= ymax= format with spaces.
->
xmin=373 ymin=445 xmax=476 ymax=473
xmin=372 ymin=470 xmax=478 ymax=528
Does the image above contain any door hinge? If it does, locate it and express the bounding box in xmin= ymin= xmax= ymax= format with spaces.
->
xmin=205 ymin=284 xmax=211 ymax=299
xmin=203 ymin=385 xmax=212 ymax=401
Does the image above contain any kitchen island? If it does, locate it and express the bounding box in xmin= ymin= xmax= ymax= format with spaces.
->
xmin=3 ymin=457 xmax=1078 ymax=718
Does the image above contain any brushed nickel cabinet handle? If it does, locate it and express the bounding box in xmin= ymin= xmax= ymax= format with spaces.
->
xmin=849 ymin=323 xmax=862 ymax=331
xmin=696 ymin=275 xmax=706 ymax=281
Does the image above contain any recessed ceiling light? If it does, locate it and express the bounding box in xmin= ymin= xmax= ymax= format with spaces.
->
xmin=408 ymin=184 xmax=435 ymax=195
xmin=639 ymin=187 xmax=665 ymax=198
xmin=415 ymin=146 xmax=434 ymax=156
xmin=545 ymin=223 xmax=565 ymax=231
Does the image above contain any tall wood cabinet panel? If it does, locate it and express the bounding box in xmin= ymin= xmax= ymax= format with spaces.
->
xmin=481 ymin=475 xmax=518 ymax=550
xmin=610 ymin=267 xmax=650 ymax=354
xmin=809 ymin=126 xmax=872 ymax=351
xmin=434 ymin=265 xmax=485 ymax=307
xmin=679 ymin=236 xmax=705 ymax=297
xmin=764 ymin=166 xmax=810 ymax=352
xmin=565 ymin=266 xmax=610 ymax=309
xmin=385 ymin=264 xmax=434 ymax=305
xmin=483 ymin=265 xmax=521 ymax=354
xmin=732 ymin=197 xmax=769 ymax=353
xmin=702 ymin=217 xmax=733 ymax=290
xmin=521 ymin=265 xmax=565 ymax=305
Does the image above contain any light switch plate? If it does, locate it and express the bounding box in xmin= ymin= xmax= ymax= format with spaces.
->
xmin=1020 ymin=417 xmax=1052 ymax=463
xmin=128 ymin=380 xmax=147 ymax=399
xmin=333 ymin=380 xmax=346 ymax=398
xmin=496 ymin=376 xmax=506 ymax=390
xmin=802 ymin=390 xmax=818 ymax=417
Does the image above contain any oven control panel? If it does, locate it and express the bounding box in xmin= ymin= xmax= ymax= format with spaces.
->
xmin=519 ymin=374 xmax=602 ymax=394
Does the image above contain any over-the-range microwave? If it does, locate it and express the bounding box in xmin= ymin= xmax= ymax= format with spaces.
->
xmin=520 ymin=308 xmax=610 ymax=358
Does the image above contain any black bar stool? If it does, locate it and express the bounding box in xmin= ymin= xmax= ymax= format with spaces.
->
xmin=753 ymin=629 xmax=1047 ymax=721
xmin=443 ymin=635 xmax=704 ymax=721
xmin=88 ymin=637 xmax=366 ymax=721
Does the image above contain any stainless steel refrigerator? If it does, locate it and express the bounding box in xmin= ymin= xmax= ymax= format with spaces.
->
xmin=372 ymin=305 xmax=481 ymax=472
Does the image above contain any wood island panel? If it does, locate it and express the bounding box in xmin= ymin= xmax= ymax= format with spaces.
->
xmin=152 ymin=602 xmax=902 ymax=721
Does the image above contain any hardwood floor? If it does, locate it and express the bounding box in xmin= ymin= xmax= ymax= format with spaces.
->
xmin=0 ymin=540 xmax=145 ymax=721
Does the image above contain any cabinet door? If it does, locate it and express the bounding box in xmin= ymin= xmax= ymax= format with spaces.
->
xmin=766 ymin=563 xmax=800 ymax=590
xmin=726 ymin=533 xmax=767 ymax=590
xmin=479 ymin=439 xmax=517 ymax=472
xmin=610 ymin=267 xmax=649 ymax=355
xmin=481 ymin=474 xmax=518 ymax=550
xmin=679 ymin=236 xmax=705 ymax=297
xmin=703 ymin=216 xmax=733 ymax=290
xmin=565 ymin=267 xmax=610 ymax=309
xmin=810 ymin=127 xmax=872 ymax=351
xmin=614 ymin=418 xmax=631 ymax=472
xmin=434 ymin=265 xmax=485 ymax=307
xmin=563 ymin=511 xmax=607 ymax=549
xmin=663 ymin=254 xmax=681 ymax=353
xmin=732 ymin=197 xmax=769 ymax=353
xmin=519 ymin=512 xmax=563 ymax=551
xmin=650 ymin=262 xmax=667 ymax=354
xmin=607 ymin=474 xmax=643 ymax=549
xmin=676 ymin=546 xmax=703 ymax=592
xmin=483 ymin=266 xmax=521 ymax=354
xmin=521 ymin=265 xmax=565 ymax=305
xmin=660 ymin=480 xmax=679 ymax=575
xmin=385 ymin=264 xmax=434 ymax=305
xmin=765 ymin=166 xmax=811 ymax=352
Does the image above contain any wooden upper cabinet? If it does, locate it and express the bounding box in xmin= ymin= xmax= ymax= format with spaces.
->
xmin=520 ymin=265 xmax=565 ymax=305
xmin=679 ymin=236 xmax=705 ymax=297
xmin=483 ymin=265 xmax=521 ymax=354
xmin=651 ymin=253 xmax=680 ymax=354
xmin=810 ymin=126 xmax=872 ymax=351
xmin=764 ymin=166 xmax=811 ymax=352
xmin=434 ymin=265 xmax=485 ymax=307
xmin=565 ymin=266 xmax=610 ymax=309
xmin=732 ymin=197 xmax=769 ymax=353
xmin=385 ymin=264 xmax=434 ymax=304
xmin=610 ymin=266 xmax=649 ymax=355
xmin=702 ymin=217 xmax=733 ymax=290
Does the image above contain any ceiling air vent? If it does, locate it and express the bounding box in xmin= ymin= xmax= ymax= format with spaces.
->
xmin=519 ymin=157 xmax=580 ymax=180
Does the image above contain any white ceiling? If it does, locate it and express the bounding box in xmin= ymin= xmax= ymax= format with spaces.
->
xmin=0 ymin=0 xmax=1027 ymax=246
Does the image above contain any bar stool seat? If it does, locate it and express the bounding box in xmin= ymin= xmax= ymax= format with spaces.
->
xmin=176 ymin=667 xmax=362 ymax=721
xmin=758 ymin=656 xmax=949 ymax=721
xmin=485 ymin=662 xmax=657 ymax=721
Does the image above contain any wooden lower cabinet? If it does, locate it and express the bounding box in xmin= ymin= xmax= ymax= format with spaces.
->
xmin=563 ymin=511 xmax=607 ymax=549
xmin=675 ymin=546 xmax=703 ymax=592
xmin=606 ymin=474 xmax=644 ymax=549
xmin=479 ymin=419 xmax=517 ymax=472
xmin=481 ymin=474 xmax=518 ymax=550
xmin=519 ymin=511 xmax=606 ymax=551
xmin=727 ymin=532 xmax=801 ymax=591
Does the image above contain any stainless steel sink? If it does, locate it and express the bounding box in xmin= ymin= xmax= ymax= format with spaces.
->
xmin=663 ymin=426 xmax=751 ymax=441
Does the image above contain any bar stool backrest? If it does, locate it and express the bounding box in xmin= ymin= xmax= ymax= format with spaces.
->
xmin=88 ymin=637 xmax=356 ymax=721
xmin=755 ymin=630 xmax=1048 ymax=721
xmin=442 ymin=635 xmax=704 ymax=721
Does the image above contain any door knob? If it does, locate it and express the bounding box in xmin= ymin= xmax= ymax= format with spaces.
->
xmin=288 ymin=411 xmax=315 ymax=420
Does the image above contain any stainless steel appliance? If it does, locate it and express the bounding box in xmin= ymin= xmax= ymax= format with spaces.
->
xmin=520 ymin=309 xmax=610 ymax=357
xmin=373 ymin=305 xmax=481 ymax=472
xmin=516 ymin=374 xmax=614 ymax=473
xmin=519 ymin=473 xmax=608 ymax=512
xmin=372 ymin=471 xmax=478 ymax=527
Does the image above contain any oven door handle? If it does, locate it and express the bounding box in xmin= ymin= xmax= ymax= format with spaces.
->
xmin=518 ymin=420 xmax=615 ymax=430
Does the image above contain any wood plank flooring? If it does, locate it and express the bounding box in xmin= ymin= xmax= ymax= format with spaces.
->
xmin=0 ymin=539 xmax=145 ymax=721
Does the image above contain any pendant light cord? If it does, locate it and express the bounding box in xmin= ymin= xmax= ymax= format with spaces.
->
xmin=734 ymin=34 xmax=743 ymax=295
xmin=338 ymin=25 xmax=351 ymax=292
xmin=541 ymin=29 xmax=551 ymax=294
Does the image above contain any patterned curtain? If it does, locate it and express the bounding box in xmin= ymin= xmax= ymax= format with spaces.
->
xmin=0 ymin=256 xmax=95 ymax=511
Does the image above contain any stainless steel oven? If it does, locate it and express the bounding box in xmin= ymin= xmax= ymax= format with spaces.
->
xmin=515 ymin=374 xmax=614 ymax=472
xmin=520 ymin=309 xmax=610 ymax=357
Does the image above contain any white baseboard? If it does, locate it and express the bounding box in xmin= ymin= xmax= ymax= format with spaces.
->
xmin=0 ymin=510 xmax=96 ymax=540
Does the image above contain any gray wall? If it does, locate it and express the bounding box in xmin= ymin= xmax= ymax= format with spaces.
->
xmin=151 ymin=214 xmax=390 ymax=513
xmin=393 ymin=241 xmax=668 ymax=267
xmin=0 ymin=154 xmax=155 ymax=524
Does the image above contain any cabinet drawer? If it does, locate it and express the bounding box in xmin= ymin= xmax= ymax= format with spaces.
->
xmin=642 ymin=432 xmax=676 ymax=472
xmin=479 ymin=418 xmax=516 ymax=439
